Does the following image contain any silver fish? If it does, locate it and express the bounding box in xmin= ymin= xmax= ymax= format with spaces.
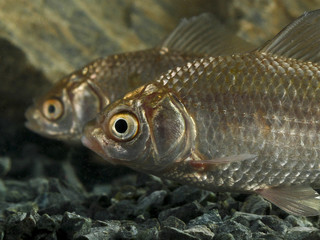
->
xmin=82 ymin=10 xmax=320 ymax=216
xmin=25 ymin=14 xmax=254 ymax=142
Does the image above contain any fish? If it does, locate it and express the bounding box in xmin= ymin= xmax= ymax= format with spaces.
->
xmin=25 ymin=13 xmax=254 ymax=142
xmin=82 ymin=9 xmax=320 ymax=216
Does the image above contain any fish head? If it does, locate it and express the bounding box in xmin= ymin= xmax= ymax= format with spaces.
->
xmin=25 ymin=73 xmax=108 ymax=142
xmin=82 ymin=83 xmax=196 ymax=173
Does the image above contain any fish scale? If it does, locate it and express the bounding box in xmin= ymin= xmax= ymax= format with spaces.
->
xmin=158 ymin=52 xmax=320 ymax=191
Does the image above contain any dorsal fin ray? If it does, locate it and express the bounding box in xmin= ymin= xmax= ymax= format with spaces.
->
xmin=258 ymin=9 xmax=320 ymax=63
xmin=161 ymin=13 xmax=256 ymax=56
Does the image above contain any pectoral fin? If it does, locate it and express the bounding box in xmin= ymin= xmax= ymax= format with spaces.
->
xmin=256 ymin=186 xmax=320 ymax=216
xmin=189 ymin=153 xmax=257 ymax=170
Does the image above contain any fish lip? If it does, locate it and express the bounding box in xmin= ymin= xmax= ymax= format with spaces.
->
xmin=24 ymin=106 xmax=42 ymax=132
xmin=24 ymin=106 xmax=51 ymax=137
xmin=81 ymin=125 xmax=116 ymax=164
xmin=81 ymin=134 xmax=105 ymax=158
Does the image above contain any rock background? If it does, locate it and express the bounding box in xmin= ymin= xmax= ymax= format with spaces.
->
xmin=1 ymin=0 xmax=320 ymax=239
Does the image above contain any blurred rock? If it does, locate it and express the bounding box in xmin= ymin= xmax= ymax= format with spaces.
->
xmin=59 ymin=212 xmax=92 ymax=239
xmin=104 ymin=199 xmax=136 ymax=220
xmin=158 ymin=201 xmax=203 ymax=222
xmin=261 ymin=215 xmax=291 ymax=234
xmin=36 ymin=214 xmax=59 ymax=232
xmin=285 ymin=227 xmax=320 ymax=240
xmin=184 ymin=225 xmax=215 ymax=240
xmin=0 ymin=157 xmax=11 ymax=178
xmin=159 ymin=226 xmax=198 ymax=240
xmin=0 ymin=0 xmax=226 ymax=82
xmin=5 ymin=211 xmax=40 ymax=240
xmin=161 ymin=215 xmax=186 ymax=230
xmin=134 ymin=190 xmax=167 ymax=216
xmin=134 ymin=218 xmax=160 ymax=240
xmin=188 ymin=210 xmax=222 ymax=227
xmin=241 ymin=195 xmax=272 ymax=215
xmin=285 ymin=215 xmax=314 ymax=228
xmin=214 ymin=233 xmax=235 ymax=240
xmin=217 ymin=220 xmax=252 ymax=240
xmin=170 ymin=185 xmax=211 ymax=206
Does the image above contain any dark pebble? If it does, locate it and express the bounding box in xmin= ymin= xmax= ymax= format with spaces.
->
xmin=185 ymin=225 xmax=215 ymax=240
xmin=5 ymin=211 xmax=40 ymax=240
xmin=134 ymin=190 xmax=167 ymax=216
xmin=76 ymin=221 xmax=121 ymax=240
xmin=34 ymin=232 xmax=58 ymax=240
xmin=231 ymin=212 xmax=263 ymax=229
xmin=159 ymin=226 xmax=198 ymax=240
xmin=135 ymin=218 xmax=161 ymax=240
xmin=188 ymin=209 xmax=222 ymax=227
xmin=285 ymin=215 xmax=313 ymax=227
xmin=214 ymin=232 xmax=235 ymax=240
xmin=36 ymin=214 xmax=59 ymax=232
xmin=217 ymin=220 xmax=252 ymax=240
xmin=170 ymin=185 xmax=211 ymax=205
xmin=285 ymin=227 xmax=320 ymax=240
xmin=241 ymin=195 xmax=272 ymax=215
xmin=161 ymin=215 xmax=186 ymax=229
xmin=261 ymin=215 xmax=291 ymax=233
xmin=115 ymin=220 xmax=139 ymax=239
xmin=103 ymin=199 xmax=136 ymax=220
xmin=158 ymin=201 xmax=203 ymax=222
xmin=59 ymin=212 xmax=92 ymax=240
xmin=252 ymin=232 xmax=283 ymax=240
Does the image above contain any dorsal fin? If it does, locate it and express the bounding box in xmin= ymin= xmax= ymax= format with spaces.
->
xmin=161 ymin=13 xmax=256 ymax=56
xmin=258 ymin=9 xmax=320 ymax=63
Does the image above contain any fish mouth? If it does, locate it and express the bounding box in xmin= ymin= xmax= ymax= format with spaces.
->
xmin=24 ymin=106 xmax=53 ymax=138
xmin=81 ymin=122 xmax=114 ymax=163
xmin=81 ymin=134 xmax=107 ymax=160
xmin=25 ymin=106 xmax=43 ymax=133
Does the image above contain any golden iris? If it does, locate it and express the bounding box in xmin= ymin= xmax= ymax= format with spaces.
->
xmin=42 ymin=99 xmax=64 ymax=121
xmin=108 ymin=112 xmax=139 ymax=141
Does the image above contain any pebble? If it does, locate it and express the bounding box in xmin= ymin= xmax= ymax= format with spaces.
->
xmin=161 ymin=215 xmax=186 ymax=229
xmin=59 ymin=212 xmax=92 ymax=239
xmin=285 ymin=227 xmax=320 ymax=240
xmin=241 ymin=195 xmax=272 ymax=215
xmin=159 ymin=226 xmax=198 ymax=240
xmin=217 ymin=220 xmax=252 ymax=240
xmin=158 ymin=201 xmax=203 ymax=222
xmin=134 ymin=190 xmax=167 ymax=216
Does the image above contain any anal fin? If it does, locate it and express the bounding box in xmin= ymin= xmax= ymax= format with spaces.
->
xmin=256 ymin=186 xmax=320 ymax=216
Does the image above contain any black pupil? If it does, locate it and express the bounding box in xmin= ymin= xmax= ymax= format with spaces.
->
xmin=115 ymin=119 xmax=128 ymax=134
xmin=48 ymin=104 xmax=56 ymax=114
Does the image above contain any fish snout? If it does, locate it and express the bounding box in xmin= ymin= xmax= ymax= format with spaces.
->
xmin=24 ymin=106 xmax=40 ymax=132
xmin=81 ymin=122 xmax=109 ymax=161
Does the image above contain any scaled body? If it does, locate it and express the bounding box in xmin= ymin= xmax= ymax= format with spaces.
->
xmin=82 ymin=10 xmax=320 ymax=216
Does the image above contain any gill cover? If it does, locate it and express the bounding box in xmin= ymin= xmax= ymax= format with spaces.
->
xmin=143 ymin=92 xmax=196 ymax=169
xmin=71 ymin=81 xmax=103 ymax=127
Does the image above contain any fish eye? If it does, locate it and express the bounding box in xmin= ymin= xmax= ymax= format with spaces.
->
xmin=42 ymin=99 xmax=64 ymax=121
xmin=108 ymin=112 xmax=139 ymax=141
